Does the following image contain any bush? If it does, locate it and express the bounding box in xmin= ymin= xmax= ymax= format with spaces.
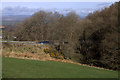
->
xmin=50 ymin=53 xmax=54 ymax=57
xmin=55 ymin=52 xmax=60 ymax=57
xmin=44 ymin=48 xmax=49 ymax=53
xmin=44 ymin=47 xmax=64 ymax=59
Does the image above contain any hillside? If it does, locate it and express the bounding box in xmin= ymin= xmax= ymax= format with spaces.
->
xmin=2 ymin=15 xmax=31 ymax=26
xmin=2 ymin=57 xmax=118 ymax=78
xmin=2 ymin=2 xmax=120 ymax=70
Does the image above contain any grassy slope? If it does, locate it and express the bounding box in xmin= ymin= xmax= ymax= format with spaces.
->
xmin=2 ymin=57 xmax=118 ymax=78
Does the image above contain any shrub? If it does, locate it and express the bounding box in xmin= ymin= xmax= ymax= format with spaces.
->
xmin=55 ymin=52 xmax=60 ymax=57
xmin=44 ymin=48 xmax=50 ymax=53
xmin=50 ymin=53 xmax=54 ymax=57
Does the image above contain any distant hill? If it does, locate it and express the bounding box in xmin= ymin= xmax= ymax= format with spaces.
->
xmin=2 ymin=15 xmax=31 ymax=26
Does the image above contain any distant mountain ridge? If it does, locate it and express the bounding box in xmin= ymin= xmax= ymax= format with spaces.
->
xmin=2 ymin=6 xmax=96 ymax=18
xmin=2 ymin=15 xmax=31 ymax=22
xmin=2 ymin=15 xmax=31 ymax=26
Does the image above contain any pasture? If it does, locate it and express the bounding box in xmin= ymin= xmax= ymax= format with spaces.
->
xmin=2 ymin=57 xmax=118 ymax=78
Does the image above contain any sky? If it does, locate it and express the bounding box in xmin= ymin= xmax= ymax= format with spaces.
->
xmin=1 ymin=0 xmax=119 ymax=2
xmin=2 ymin=2 xmax=113 ymax=9
xmin=1 ymin=1 xmax=117 ymax=17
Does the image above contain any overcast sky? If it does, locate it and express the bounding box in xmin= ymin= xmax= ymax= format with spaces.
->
xmin=1 ymin=1 xmax=118 ymax=16
xmin=1 ymin=0 xmax=119 ymax=2
xmin=2 ymin=2 xmax=113 ymax=9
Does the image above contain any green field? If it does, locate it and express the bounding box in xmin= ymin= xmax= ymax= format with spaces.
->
xmin=2 ymin=57 xmax=118 ymax=78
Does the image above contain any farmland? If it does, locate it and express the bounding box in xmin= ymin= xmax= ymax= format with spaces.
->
xmin=2 ymin=57 xmax=118 ymax=78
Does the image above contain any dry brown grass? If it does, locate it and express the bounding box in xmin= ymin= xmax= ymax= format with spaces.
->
xmin=5 ymin=52 xmax=52 ymax=61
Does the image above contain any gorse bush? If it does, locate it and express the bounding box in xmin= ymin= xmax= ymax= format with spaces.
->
xmin=50 ymin=53 xmax=54 ymax=57
xmin=44 ymin=48 xmax=49 ymax=53
xmin=44 ymin=47 xmax=64 ymax=59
